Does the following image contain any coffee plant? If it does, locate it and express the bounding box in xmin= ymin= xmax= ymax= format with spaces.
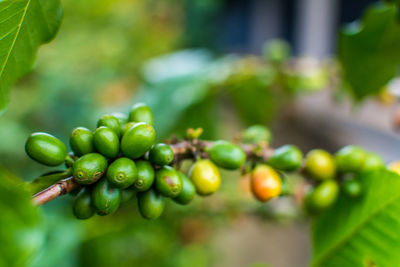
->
xmin=26 ymin=103 xmax=392 ymax=220
xmin=2 ymin=0 xmax=400 ymax=266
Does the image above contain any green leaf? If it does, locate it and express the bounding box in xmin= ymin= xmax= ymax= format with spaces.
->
xmin=136 ymin=49 xmax=234 ymax=137
xmin=228 ymin=74 xmax=284 ymax=125
xmin=0 ymin=0 xmax=63 ymax=114
xmin=312 ymin=170 xmax=400 ymax=266
xmin=339 ymin=4 xmax=400 ymax=100
xmin=29 ymin=168 xmax=73 ymax=195
xmin=0 ymin=166 xmax=44 ymax=266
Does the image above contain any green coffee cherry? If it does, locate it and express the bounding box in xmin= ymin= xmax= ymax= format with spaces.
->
xmin=93 ymin=126 xmax=120 ymax=159
xmin=335 ymin=145 xmax=366 ymax=173
xmin=121 ymin=122 xmax=137 ymax=136
xmin=106 ymin=157 xmax=137 ymax=189
xmin=25 ymin=132 xmax=67 ymax=166
xmin=305 ymin=149 xmax=336 ymax=180
xmin=121 ymin=122 xmax=156 ymax=159
xmin=242 ymin=125 xmax=272 ymax=144
xmin=92 ymin=178 xmax=121 ymax=216
xmin=121 ymin=188 xmax=137 ymax=203
xmin=73 ymin=153 xmax=108 ymax=184
xmin=148 ymin=143 xmax=174 ymax=166
xmin=173 ymin=172 xmax=196 ymax=205
xmin=138 ymin=189 xmax=165 ymax=220
xmin=73 ymin=187 xmax=95 ymax=220
xmin=133 ymin=160 xmax=155 ymax=192
xmin=280 ymin=177 xmax=290 ymax=196
xmin=268 ymin=145 xmax=303 ymax=171
xmin=97 ymin=114 xmax=121 ymax=138
xmin=129 ymin=103 xmax=154 ymax=125
xmin=155 ymin=166 xmax=182 ymax=198
xmin=208 ymin=140 xmax=246 ymax=170
xmin=343 ymin=178 xmax=362 ymax=198
xmin=305 ymin=180 xmax=339 ymax=212
xmin=362 ymin=152 xmax=384 ymax=172
xmin=70 ymin=127 xmax=94 ymax=157
xmin=189 ymin=159 xmax=221 ymax=196
xmin=111 ymin=112 xmax=128 ymax=126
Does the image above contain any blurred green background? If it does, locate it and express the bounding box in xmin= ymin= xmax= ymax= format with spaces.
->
xmin=1 ymin=0 xmax=396 ymax=266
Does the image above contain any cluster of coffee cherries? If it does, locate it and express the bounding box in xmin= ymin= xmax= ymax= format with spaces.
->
xmin=25 ymin=103 xmax=250 ymax=220
xmin=301 ymin=145 xmax=387 ymax=213
xmin=240 ymin=125 xmax=386 ymax=213
xmin=25 ymin=103 xmax=388 ymax=220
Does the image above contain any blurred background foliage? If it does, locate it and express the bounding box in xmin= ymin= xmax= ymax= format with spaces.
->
xmin=0 ymin=0 xmax=329 ymax=178
xmin=1 ymin=0 xmax=400 ymax=266
xmin=0 ymin=1 xmax=309 ymax=266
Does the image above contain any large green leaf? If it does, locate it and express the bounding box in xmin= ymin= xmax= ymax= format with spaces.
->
xmin=0 ymin=166 xmax=44 ymax=266
xmin=0 ymin=0 xmax=63 ymax=114
xmin=339 ymin=4 xmax=400 ymax=100
xmin=312 ymin=170 xmax=400 ymax=266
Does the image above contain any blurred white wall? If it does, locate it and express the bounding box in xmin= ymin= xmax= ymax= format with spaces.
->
xmin=249 ymin=0 xmax=284 ymax=53
xmin=248 ymin=0 xmax=340 ymax=58
xmin=294 ymin=0 xmax=339 ymax=57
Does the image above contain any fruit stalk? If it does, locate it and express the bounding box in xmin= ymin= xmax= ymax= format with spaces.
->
xmin=32 ymin=139 xmax=275 ymax=205
xmin=32 ymin=177 xmax=79 ymax=205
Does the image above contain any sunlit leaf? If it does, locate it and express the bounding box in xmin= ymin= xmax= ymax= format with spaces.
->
xmin=312 ymin=170 xmax=400 ymax=266
xmin=0 ymin=0 xmax=63 ymax=114
xmin=339 ymin=4 xmax=400 ymax=100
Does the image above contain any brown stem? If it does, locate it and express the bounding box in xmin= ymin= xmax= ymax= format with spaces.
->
xmin=32 ymin=177 xmax=79 ymax=205
xmin=32 ymin=140 xmax=275 ymax=206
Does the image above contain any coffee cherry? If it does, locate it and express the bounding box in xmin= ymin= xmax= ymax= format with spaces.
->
xmin=73 ymin=187 xmax=95 ymax=220
xmin=25 ymin=132 xmax=67 ymax=166
xmin=133 ymin=160 xmax=155 ymax=192
xmin=155 ymin=166 xmax=182 ymax=198
xmin=70 ymin=127 xmax=94 ymax=157
xmin=93 ymin=126 xmax=120 ymax=159
xmin=92 ymin=178 xmax=121 ymax=216
xmin=209 ymin=140 xmax=246 ymax=170
xmin=121 ymin=122 xmax=156 ymax=159
xmin=106 ymin=157 xmax=137 ymax=189
xmin=280 ymin=177 xmax=290 ymax=196
xmin=189 ymin=159 xmax=221 ymax=196
xmin=305 ymin=149 xmax=336 ymax=180
xmin=343 ymin=178 xmax=362 ymax=198
xmin=110 ymin=112 xmax=128 ymax=126
xmin=362 ymin=152 xmax=384 ymax=172
xmin=268 ymin=145 xmax=303 ymax=171
xmin=73 ymin=153 xmax=107 ymax=184
xmin=121 ymin=122 xmax=137 ymax=136
xmin=335 ymin=145 xmax=366 ymax=173
xmin=97 ymin=114 xmax=121 ymax=138
xmin=242 ymin=125 xmax=272 ymax=144
xmin=173 ymin=172 xmax=196 ymax=205
xmin=250 ymin=164 xmax=281 ymax=202
xmin=129 ymin=103 xmax=154 ymax=125
xmin=149 ymin=143 xmax=174 ymax=166
xmin=138 ymin=189 xmax=165 ymax=220
xmin=120 ymin=188 xmax=137 ymax=203
xmin=305 ymin=180 xmax=339 ymax=212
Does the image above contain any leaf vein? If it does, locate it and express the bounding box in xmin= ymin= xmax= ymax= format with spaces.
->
xmin=0 ymin=0 xmax=32 ymax=78
xmin=313 ymin=194 xmax=400 ymax=266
